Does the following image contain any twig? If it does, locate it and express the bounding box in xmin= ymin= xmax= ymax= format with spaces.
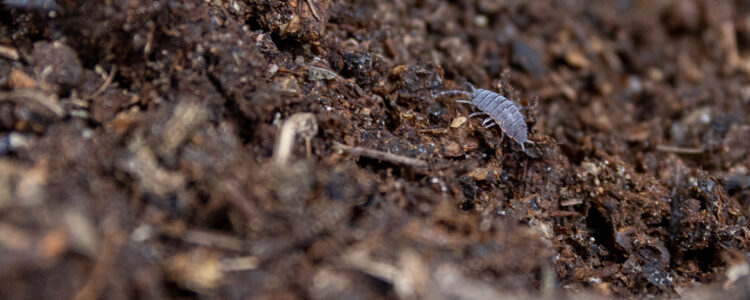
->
xmin=0 ymin=89 xmax=64 ymax=117
xmin=549 ymin=210 xmax=580 ymax=217
xmin=656 ymin=144 xmax=705 ymax=154
xmin=73 ymin=231 xmax=126 ymax=300
xmin=560 ymin=199 xmax=582 ymax=206
xmin=221 ymin=180 xmax=262 ymax=223
xmin=0 ymin=45 xmax=20 ymax=60
xmin=418 ymin=128 xmax=448 ymax=134
xmin=88 ymin=65 xmax=117 ymax=99
xmin=144 ymin=22 xmax=155 ymax=56
xmin=333 ymin=142 xmax=428 ymax=168
xmin=273 ymin=113 xmax=317 ymax=165
xmin=221 ymin=256 xmax=260 ymax=272
xmin=305 ymin=0 xmax=323 ymax=21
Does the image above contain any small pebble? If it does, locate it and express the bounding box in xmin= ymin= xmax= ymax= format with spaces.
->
xmin=308 ymin=66 xmax=337 ymax=81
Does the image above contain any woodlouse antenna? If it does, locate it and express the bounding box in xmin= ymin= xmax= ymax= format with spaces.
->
xmin=439 ymin=90 xmax=472 ymax=97
xmin=466 ymin=82 xmax=475 ymax=92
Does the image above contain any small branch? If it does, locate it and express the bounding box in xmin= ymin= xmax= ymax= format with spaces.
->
xmin=418 ymin=128 xmax=448 ymax=134
xmin=560 ymin=199 xmax=582 ymax=206
xmin=273 ymin=113 xmax=318 ymax=165
xmin=549 ymin=210 xmax=580 ymax=217
xmin=88 ymin=65 xmax=117 ymax=99
xmin=305 ymin=0 xmax=323 ymax=21
xmin=0 ymin=45 xmax=20 ymax=60
xmin=0 ymin=89 xmax=64 ymax=117
xmin=73 ymin=231 xmax=126 ymax=300
xmin=333 ymin=142 xmax=427 ymax=168
xmin=221 ymin=256 xmax=259 ymax=272
xmin=656 ymin=144 xmax=705 ymax=154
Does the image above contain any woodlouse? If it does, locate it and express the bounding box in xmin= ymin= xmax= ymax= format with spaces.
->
xmin=439 ymin=83 xmax=533 ymax=151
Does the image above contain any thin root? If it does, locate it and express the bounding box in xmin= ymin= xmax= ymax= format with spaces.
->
xmin=306 ymin=0 xmax=323 ymax=21
xmin=333 ymin=142 xmax=427 ymax=168
xmin=88 ymin=65 xmax=117 ymax=99
xmin=656 ymin=144 xmax=704 ymax=154
xmin=0 ymin=89 xmax=64 ymax=117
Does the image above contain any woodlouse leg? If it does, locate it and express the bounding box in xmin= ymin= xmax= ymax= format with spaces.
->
xmin=521 ymin=140 xmax=535 ymax=153
xmin=484 ymin=123 xmax=496 ymax=128
xmin=482 ymin=118 xmax=493 ymax=126
xmin=455 ymin=100 xmax=473 ymax=105
xmin=468 ymin=112 xmax=487 ymax=118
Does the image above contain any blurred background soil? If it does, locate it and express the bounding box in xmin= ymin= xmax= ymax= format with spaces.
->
xmin=1 ymin=0 xmax=750 ymax=299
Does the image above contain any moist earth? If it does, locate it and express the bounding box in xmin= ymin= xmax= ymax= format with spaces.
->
xmin=1 ymin=0 xmax=750 ymax=299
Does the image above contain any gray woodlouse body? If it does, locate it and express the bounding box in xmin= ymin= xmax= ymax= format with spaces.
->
xmin=439 ymin=83 xmax=533 ymax=151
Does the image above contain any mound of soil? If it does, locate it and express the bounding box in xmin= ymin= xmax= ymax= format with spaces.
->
xmin=1 ymin=0 xmax=750 ymax=299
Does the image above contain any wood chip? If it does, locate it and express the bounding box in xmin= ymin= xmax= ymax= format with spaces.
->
xmin=564 ymin=50 xmax=589 ymax=68
xmin=450 ymin=116 xmax=467 ymax=128
xmin=468 ymin=168 xmax=491 ymax=181
xmin=560 ymin=199 xmax=583 ymax=206
xmin=443 ymin=140 xmax=462 ymax=157
xmin=9 ymin=69 xmax=37 ymax=89
xmin=0 ymin=45 xmax=20 ymax=60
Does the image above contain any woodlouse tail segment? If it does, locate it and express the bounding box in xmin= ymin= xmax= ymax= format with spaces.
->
xmin=467 ymin=112 xmax=486 ymax=118
xmin=455 ymin=100 xmax=473 ymax=105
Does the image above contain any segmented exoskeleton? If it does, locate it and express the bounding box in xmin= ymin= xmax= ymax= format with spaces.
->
xmin=439 ymin=83 xmax=533 ymax=151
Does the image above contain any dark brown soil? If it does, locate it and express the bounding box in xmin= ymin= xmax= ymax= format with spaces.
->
xmin=2 ymin=0 xmax=750 ymax=299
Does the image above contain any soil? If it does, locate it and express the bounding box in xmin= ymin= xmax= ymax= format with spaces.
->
xmin=1 ymin=0 xmax=750 ymax=299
